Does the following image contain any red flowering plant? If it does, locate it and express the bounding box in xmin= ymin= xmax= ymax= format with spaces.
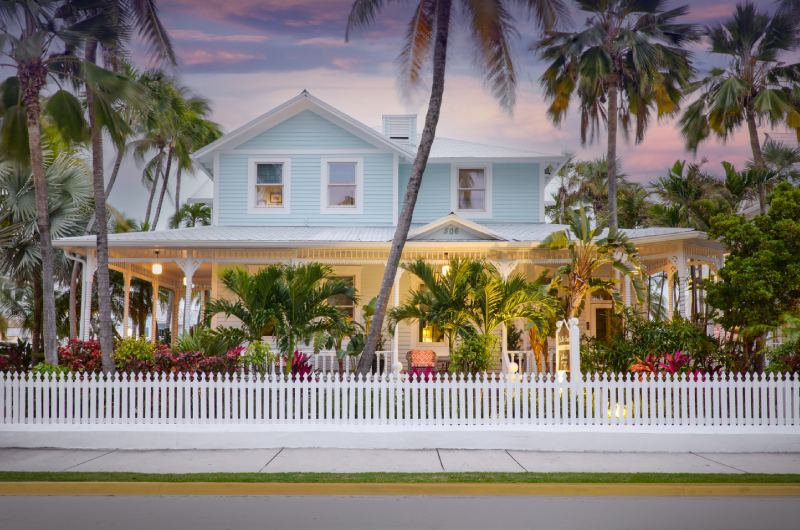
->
xmin=291 ymin=351 xmax=313 ymax=379
xmin=630 ymin=350 xmax=719 ymax=380
xmin=0 ymin=339 xmax=33 ymax=372
xmin=59 ymin=339 xmax=102 ymax=373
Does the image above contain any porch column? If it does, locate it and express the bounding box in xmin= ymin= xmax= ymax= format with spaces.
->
xmin=197 ymin=289 xmax=206 ymax=326
xmin=79 ymin=252 xmax=97 ymax=341
xmin=170 ymin=290 xmax=180 ymax=344
xmin=676 ymin=258 xmax=691 ymax=319
xmin=122 ymin=271 xmax=131 ymax=338
xmin=666 ymin=272 xmax=675 ymax=319
xmin=624 ymin=275 xmax=632 ymax=307
xmin=151 ymin=278 xmax=159 ymax=343
xmin=568 ymin=317 xmax=581 ymax=376
xmin=391 ymin=268 xmax=405 ymax=375
xmin=178 ymin=253 xmax=202 ymax=335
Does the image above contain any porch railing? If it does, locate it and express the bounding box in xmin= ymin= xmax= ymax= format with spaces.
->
xmin=1 ymin=371 xmax=797 ymax=428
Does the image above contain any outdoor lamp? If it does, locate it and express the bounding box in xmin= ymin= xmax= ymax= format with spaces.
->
xmin=441 ymin=252 xmax=450 ymax=277
xmin=152 ymin=250 xmax=163 ymax=275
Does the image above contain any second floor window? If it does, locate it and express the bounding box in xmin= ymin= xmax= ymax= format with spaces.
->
xmin=327 ymin=162 xmax=357 ymax=207
xmin=457 ymin=168 xmax=486 ymax=211
xmin=255 ymin=163 xmax=284 ymax=208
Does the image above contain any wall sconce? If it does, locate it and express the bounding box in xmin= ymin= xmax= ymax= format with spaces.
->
xmin=151 ymin=250 xmax=163 ymax=275
xmin=441 ymin=252 xmax=450 ymax=277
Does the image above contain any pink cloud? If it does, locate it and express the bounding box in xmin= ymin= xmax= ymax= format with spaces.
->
xmin=171 ymin=29 xmax=269 ymax=43
xmin=331 ymin=57 xmax=361 ymax=70
xmin=296 ymin=36 xmax=348 ymax=47
xmin=181 ymin=49 xmax=262 ymax=65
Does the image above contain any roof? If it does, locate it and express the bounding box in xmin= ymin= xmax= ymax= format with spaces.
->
xmin=54 ymin=216 xmax=704 ymax=249
xmin=424 ymin=137 xmax=561 ymax=160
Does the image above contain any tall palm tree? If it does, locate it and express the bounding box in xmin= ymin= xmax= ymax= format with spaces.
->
xmin=680 ymin=2 xmax=800 ymax=215
xmin=540 ymin=207 xmax=644 ymax=320
xmin=169 ymin=203 xmax=212 ymax=228
xmin=388 ymin=258 xmax=483 ymax=354
xmin=348 ymin=0 xmax=567 ymax=373
xmin=536 ymin=0 xmax=698 ymax=236
xmin=617 ymin=182 xmax=650 ymax=228
xmin=0 ymin=1 xmax=106 ymax=363
xmin=651 ymin=160 xmax=723 ymax=230
xmin=171 ymin=98 xmax=221 ymax=214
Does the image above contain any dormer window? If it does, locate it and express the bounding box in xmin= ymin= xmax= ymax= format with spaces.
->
xmin=451 ymin=165 xmax=492 ymax=218
xmin=321 ymin=158 xmax=363 ymax=214
xmin=248 ymin=157 xmax=291 ymax=214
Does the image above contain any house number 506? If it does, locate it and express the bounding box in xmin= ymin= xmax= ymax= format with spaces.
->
xmin=443 ymin=227 xmax=459 ymax=235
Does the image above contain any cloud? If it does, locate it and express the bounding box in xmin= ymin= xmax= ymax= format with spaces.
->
xmin=331 ymin=57 xmax=362 ymax=70
xmin=181 ymin=49 xmax=262 ymax=65
xmin=171 ymin=29 xmax=270 ymax=43
xmin=296 ymin=36 xmax=348 ymax=47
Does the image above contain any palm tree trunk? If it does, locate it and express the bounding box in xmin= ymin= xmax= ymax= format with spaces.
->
xmin=85 ymin=40 xmax=115 ymax=372
xmin=606 ymin=81 xmax=619 ymax=236
xmin=143 ymin=149 xmax=163 ymax=227
xmin=31 ymin=267 xmax=43 ymax=355
xmin=174 ymin=166 xmax=182 ymax=214
xmin=746 ymin=109 xmax=767 ymax=214
xmin=19 ymin=59 xmax=58 ymax=364
xmin=68 ymin=261 xmax=80 ymax=339
xmin=358 ymin=0 xmax=453 ymax=373
xmin=152 ymin=146 xmax=173 ymax=230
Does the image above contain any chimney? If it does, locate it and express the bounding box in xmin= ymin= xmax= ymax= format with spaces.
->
xmin=382 ymin=115 xmax=417 ymax=144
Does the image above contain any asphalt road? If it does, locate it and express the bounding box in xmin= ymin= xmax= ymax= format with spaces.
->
xmin=1 ymin=496 xmax=798 ymax=530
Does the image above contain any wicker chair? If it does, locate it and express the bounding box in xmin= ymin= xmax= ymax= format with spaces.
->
xmin=406 ymin=349 xmax=437 ymax=371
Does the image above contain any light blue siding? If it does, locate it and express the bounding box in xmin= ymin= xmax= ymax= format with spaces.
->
xmin=236 ymin=110 xmax=376 ymax=151
xmin=398 ymin=162 xmax=541 ymax=223
xmin=492 ymin=163 xmax=540 ymax=222
xmin=217 ymin=152 xmax=394 ymax=226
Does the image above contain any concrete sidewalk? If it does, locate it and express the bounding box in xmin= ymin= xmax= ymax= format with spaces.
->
xmin=1 ymin=448 xmax=799 ymax=474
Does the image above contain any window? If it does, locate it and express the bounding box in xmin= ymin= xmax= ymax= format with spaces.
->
xmin=328 ymin=276 xmax=355 ymax=320
xmin=457 ymin=169 xmax=486 ymax=210
xmin=419 ymin=321 xmax=444 ymax=343
xmin=248 ymin=158 xmax=291 ymax=214
xmin=321 ymin=158 xmax=362 ymax=213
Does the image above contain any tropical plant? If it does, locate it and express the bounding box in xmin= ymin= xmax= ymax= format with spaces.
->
xmin=169 ymin=202 xmax=212 ymax=228
xmin=388 ymin=258 xmax=483 ymax=354
xmin=651 ymin=160 xmax=725 ymax=230
xmin=449 ymin=334 xmax=495 ymax=374
xmin=173 ymin=326 xmax=246 ymax=358
xmin=680 ymin=2 xmax=800 ymax=215
xmin=541 ymin=207 xmax=645 ymax=320
xmin=112 ymin=336 xmax=156 ymax=366
xmin=536 ymin=0 xmax=698 ymax=236
xmin=348 ymin=0 xmax=567 ymax=373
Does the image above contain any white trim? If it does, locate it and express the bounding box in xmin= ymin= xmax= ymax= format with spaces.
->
xmin=229 ymin=149 xmax=378 ymax=155
xmin=408 ymin=213 xmax=505 ymax=241
xmin=212 ymin=153 xmax=220 ymax=225
xmin=392 ymin=153 xmax=399 ymax=226
xmin=247 ymin=157 xmax=292 ymax=215
xmin=319 ymin=157 xmax=364 ymax=215
xmin=450 ymin=164 xmax=492 ymax=219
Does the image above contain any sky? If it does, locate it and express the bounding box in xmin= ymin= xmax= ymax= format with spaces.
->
xmin=109 ymin=0 xmax=790 ymax=224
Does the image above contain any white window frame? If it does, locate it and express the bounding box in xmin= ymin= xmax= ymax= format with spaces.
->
xmin=248 ymin=157 xmax=291 ymax=215
xmin=320 ymin=157 xmax=363 ymax=214
xmin=451 ymin=164 xmax=492 ymax=218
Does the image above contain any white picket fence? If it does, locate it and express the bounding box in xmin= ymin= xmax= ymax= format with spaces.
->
xmin=1 ymin=371 xmax=798 ymax=429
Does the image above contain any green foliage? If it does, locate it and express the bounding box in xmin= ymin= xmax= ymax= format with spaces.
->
xmin=174 ymin=326 xmax=246 ymax=357
xmin=765 ymin=339 xmax=800 ymax=374
xmin=240 ymin=340 xmax=275 ymax=374
xmin=581 ymin=311 xmax=719 ymax=374
xmin=31 ymin=363 xmax=70 ymax=376
xmin=449 ymin=334 xmax=496 ymax=374
xmin=112 ymin=337 xmax=156 ymax=364
xmin=706 ymin=184 xmax=800 ymax=369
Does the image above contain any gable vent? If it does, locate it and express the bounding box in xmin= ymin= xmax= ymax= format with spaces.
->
xmin=382 ymin=115 xmax=417 ymax=144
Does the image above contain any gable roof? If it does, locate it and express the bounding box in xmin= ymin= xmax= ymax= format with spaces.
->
xmin=408 ymin=213 xmax=505 ymax=241
xmin=192 ymin=91 xmax=416 ymax=173
xmin=425 ymin=137 xmax=561 ymax=161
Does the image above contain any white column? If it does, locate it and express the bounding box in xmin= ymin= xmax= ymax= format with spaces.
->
xmin=391 ymin=268 xmax=404 ymax=375
xmin=666 ymin=271 xmax=675 ymax=319
xmin=122 ymin=271 xmax=131 ymax=338
xmin=568 ymin=316 xmax=581 ymax=376
xmin=676 ymin=258 xmax=690 ymax=319
xmin=178 ymin=253 xmax=202 ymax=336
xmin=624 ymin=275 xmax=632 ymax=307
xmin=197 ymin=289 xmax=206 ymax=326
xmin=79 ymin=252 xmax=97 ymax=340
xmin=151 ymin=277 xmax=159 ymax=343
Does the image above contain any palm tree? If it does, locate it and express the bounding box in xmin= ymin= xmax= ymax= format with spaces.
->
xmin=540 ymin=208 xmax=644 ymax=321
xmin=206 ymin=264 xmax=354 ymax=373
xmin=348 ymin=0 xmax=567 ymax=373
xmin=545 ymin=155 xmax=581 ymax=224
xmin=170 ymin=203 xmax=212 ymax=228
xmin=0 ymin=1 xmax=107 ymax=363
xmin=388 ymin=258 xmax=483 ymax=354
xmin=536 ymin=0 xmax=698 ymax=236
xmin=171 ymin=98 xmax=221 ymax=214
xmin=680 ymin=2 xmax=800 ymax=215
xmin=651 ymin=160 xmax=723 ymax=231
xmin=617 ymin=182 xmax=651 ymax=228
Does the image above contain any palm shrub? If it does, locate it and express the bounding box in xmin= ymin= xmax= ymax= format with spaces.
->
xmin=449 ymin=334 xmax=495 ymax=374
xmin=173 ymin=326 xmax=246 ymax=358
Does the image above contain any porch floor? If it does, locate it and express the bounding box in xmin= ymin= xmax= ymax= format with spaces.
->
xmin=1 ymin=448 xmax=798 ymax=474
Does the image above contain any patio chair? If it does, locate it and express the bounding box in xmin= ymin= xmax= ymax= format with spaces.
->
xmin=406 ymin=349 xmax=437 ymax=371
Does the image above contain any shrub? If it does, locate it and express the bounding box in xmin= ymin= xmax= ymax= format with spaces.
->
xmin=0 ymin=339 xmax=32 ymax=372
xmin=174 ymin=326 xmax=246 ymax=357
xmin=113 ymin=337 xmax=156 ymax=370
xmin=241 ymin=340 xmax=275 ymax=374
xmin=291 ymin=351 xmax=312 ymax=378
xmin=31 ymin=362 xmax=70 ymax=376
xmin=58 ymin=339 xmax=102 ymax=373
xmin=766 ymin=339 xmax=800 ymax=374
xmin=449 ymin=334 xmax=495 ymax=374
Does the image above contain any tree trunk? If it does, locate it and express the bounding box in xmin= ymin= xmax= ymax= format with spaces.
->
xmin=358 ymin=0 xmax=453 ymax=373
xmin=143 ymin=149 xmax=163 ymax=227
xmin=19 ymin=59 xmax=58 ymax=364
xmin=152 ymin=146 xmax=173 ymax=230
xmin=175 ymin=166 xmax=182 ymax=214
xmin=31 ymin=267 xmax=43 ymax=355
xmin=606 ymin=81 xmax=619 ymax=236
xmin=68 ymin=261 xmax=80 ymax=339
xmin=85 ymin=40 xmax=115 ymax=373
xmin=746 ymin=110 xmax=767 ymax=214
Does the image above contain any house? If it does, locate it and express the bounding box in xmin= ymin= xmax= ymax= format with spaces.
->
xmin=54 ymin=91 xmax=725 ymax=371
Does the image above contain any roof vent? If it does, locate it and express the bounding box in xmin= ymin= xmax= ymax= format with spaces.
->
xmin=382 ymin=115 xmax=417 ymax=144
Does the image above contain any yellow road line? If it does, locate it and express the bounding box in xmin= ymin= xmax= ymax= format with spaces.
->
xmin=0 ymin=482 xmax=799 ymax=497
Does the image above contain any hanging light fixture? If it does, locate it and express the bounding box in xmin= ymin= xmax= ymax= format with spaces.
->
xmin=151 ymin=250 xmax=163 ymax=275
xmin=441 ymin=252 xmax=450 ymax=277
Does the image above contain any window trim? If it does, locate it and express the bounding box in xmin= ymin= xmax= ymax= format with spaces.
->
xmin=320 ymin=157 xmax=364 ymax=214
xmin=247 ymin=157 xmax=291 ymax=215
xmin=451 ymin=164 xmax=492 ymax=218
